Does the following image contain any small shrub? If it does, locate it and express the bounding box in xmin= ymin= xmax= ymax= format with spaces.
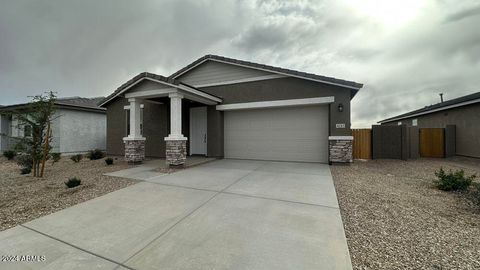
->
xmin=70 ymin=154 xmax=83 ymax=163
xmin=65 ymin=177 xmax=81 ymax=188
xmin=51 ymin=153 xmax=61 ymax=163
xmin=469 ymin=182 xmax=480 ymax=206
xmin=3 ymin=150 xmax=16 ymax=160
xmin=434 ymin=167 xmax=475 ymax=191
xmin=105 ymin=157 xmax=114 ymax=165
xmin=87 ymin=149 xmax=105 ymax=160
xmin=20 ymin=167 xmax=31 ymax=175
xmin=16 ymin=153 xmax=33 ymax=170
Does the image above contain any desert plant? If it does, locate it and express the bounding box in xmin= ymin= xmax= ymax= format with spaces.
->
xmin=6 ymin=91 xmax=57 ymax=177
xmin=87 ymin=149 xmax=105 ymax=160
xmin=20 ymin=167 xmax=31 ymax=175
xmin=105 ymin=157 xmax=114 ymax=165
xmin=3 ymin=150 xmax=16 ymax=160
xmin=434 ymin=168 xmax=475 ymax=191
xmin=4 ymin=150 xmax=16 ymax=160
xmin=70 ymin=154 xmax=83 ymax=163
xmin=16 ymin=153 xmax=33 ymax=170
xmin=51 ymin=153 xmax=61 ymax=163
xmin=468 ymin=182 xmax=480 ymax=206
xmin=64 ymin=177 xmax=81 ymax=188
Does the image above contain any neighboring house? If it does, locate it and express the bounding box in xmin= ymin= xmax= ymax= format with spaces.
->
xmin=99 ymin=54 xmax=363 ymax=164
xmin=0 ymin=97 xmax=107 ymax=154
xmin=378 ymin=91 xmax=480 ymax=158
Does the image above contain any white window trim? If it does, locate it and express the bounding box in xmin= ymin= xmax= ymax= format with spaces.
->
xmin=216 ymin=97 xmax=334 ymax=111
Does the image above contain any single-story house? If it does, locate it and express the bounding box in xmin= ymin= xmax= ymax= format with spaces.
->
xmin=379 ymin=91 xmax=480 ymax=158
xmin=99 ymin=54 xmax=363 ymax=165
xmin=0 ymin=97 xmax=106 ymax=154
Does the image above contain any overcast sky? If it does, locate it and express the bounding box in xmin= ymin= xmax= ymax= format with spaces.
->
xmin=1 ymin=0 xmax=479 ymax=127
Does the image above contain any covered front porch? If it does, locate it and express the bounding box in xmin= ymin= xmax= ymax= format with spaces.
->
xmin=120 ymin=74 xmax=222 ymax=166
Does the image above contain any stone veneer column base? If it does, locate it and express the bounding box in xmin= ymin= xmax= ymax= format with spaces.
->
xmin=329 ymin=136 xmax=353 ymax=163
xmin=165 ymin=138 xmax=187 ymax=166
xmin=123 ymin=138 xmax=146 ymax=163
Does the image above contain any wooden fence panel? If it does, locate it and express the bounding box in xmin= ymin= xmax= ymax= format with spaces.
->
xmin=419 ymin=128 xmax=445 ymax=158
xmin=352 ymin=129 xmax=372 ymax=159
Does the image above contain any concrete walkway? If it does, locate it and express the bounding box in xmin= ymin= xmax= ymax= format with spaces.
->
xmin=0 ymin=159 xmax=352 ymax=270
xmin=104 ymin=156 xmax=217 ymax=180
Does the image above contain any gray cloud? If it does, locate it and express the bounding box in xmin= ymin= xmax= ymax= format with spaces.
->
xmin=444 ymin=5 xmax=480 ymax=23
xmin=1 ymin=0 xmax=479 ymax=128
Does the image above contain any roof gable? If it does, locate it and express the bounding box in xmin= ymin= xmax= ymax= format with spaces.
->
xmin=176 ymin=60 xmax=275 ymax=87
xmin=171 ymin=54 xmax=363 ymax=91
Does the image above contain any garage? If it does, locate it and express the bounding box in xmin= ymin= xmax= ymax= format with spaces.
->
xmin=224 ymin=105 xmax=329 ymax=163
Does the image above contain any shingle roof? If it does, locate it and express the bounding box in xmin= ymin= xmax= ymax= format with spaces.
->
xmin=100 ymin=55 xmax=364 ymax=107
xmin=98 ymin=72 xmax=222 ymax=107
xmin=379 ymin=91 xmax=480 ymax=123
xmin=56 ymin=96 xmax=105 ymax=109
xmin=170 ymin=54 xmax=364 ymax=90
xmin=0 ymin=96 xmax=106 ymax=112
xmin=98 ymin=72 xmax=181 ymax=106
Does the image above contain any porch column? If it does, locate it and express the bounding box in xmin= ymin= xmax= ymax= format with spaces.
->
xmin=123 ymin=98 xmax=146 ymax=163
xmin=165 ymin=92 xmax=187 ymax=166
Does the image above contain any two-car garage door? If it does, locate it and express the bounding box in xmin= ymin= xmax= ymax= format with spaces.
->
xmin=224 ymin=105 xmax=329 ymax=163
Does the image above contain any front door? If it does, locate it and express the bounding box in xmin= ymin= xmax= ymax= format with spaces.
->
xmin=189 ymin=106 xmax=207 ymax=155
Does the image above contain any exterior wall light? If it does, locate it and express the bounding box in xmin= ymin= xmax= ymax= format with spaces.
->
xmin=338 ymin=103 xmax=344 ymax=112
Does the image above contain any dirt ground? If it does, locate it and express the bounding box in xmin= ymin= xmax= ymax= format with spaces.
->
xmin=0 ymin=156 xmax=137 ymax=231
xmin=331 ymin=157 xmax=480 ymax=270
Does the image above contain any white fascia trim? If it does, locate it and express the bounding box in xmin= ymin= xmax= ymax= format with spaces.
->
xmin=123 ymin=104 xmax=145 ymax=110
xmin=172 ymin=58 xmax=361 ymax=90
xmin=100 ymin=76 xmax=221 ymax=106
xmin=216 ymin=96 xmax=334 ymax=111
xmin=329 ymin=136 xmax=353 ymax=140
xmin=172 ymin=59 xmax=209 ymax=78
xmin=177 ymin=84 xmax=222 ymax=103
xmin=182 ymin=93 xmax=217 ymax=105
xmin=378 ymin=98 xmax=480 ymax=124
xmin=194 ymin=74 xmax=286 ymax=88
xmin=125 ymin=88 xmax=176 ymax=99
xmin=123 ymin=136 xmax=146 ymax=141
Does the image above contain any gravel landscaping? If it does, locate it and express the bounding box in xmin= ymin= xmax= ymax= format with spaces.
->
xmin=332 ymin=157 xmax=480 ymax=270
xmin=0 ymin=156 xmax=137 ymax=231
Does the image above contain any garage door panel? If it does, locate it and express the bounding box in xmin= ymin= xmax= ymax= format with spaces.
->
xmin=224 ymin=106 xmax=328 ymax=163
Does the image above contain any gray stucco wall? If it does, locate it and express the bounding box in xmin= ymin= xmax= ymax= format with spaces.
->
xmin=198 ymin=77 xmax=353 ymax=136
xmin=207 ymin=106 xmax=224 ymax=158
xmin=57 ymin=109 xmax=106 ymax=154
xmin=106 ymin=97 xmax=171 ymax=157
xmin=106 ymin=98 xmax=129 ymax=156
xmin=382 ymin=103 xmax=480 ymax=158
xmin=105 ymin=77 xmax=355 ymax=158
xmin=0 ymin=115 xmax=10 ymax=152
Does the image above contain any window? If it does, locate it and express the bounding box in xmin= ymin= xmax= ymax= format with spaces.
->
xmin=125 ymin=106 xmax=144 ymax=136
xmin=412 ymin=119 xmax=418 ymax=126
xmin=24 ymin=125 xmax=32 ymax=137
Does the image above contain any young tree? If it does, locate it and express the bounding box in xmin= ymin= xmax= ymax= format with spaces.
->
xmin=8 ymin=92 xmax=57 ymax=177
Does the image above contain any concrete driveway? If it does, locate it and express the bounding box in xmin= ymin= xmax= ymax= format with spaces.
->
xmin=0 ymin=159 xmax=352 ymax=270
